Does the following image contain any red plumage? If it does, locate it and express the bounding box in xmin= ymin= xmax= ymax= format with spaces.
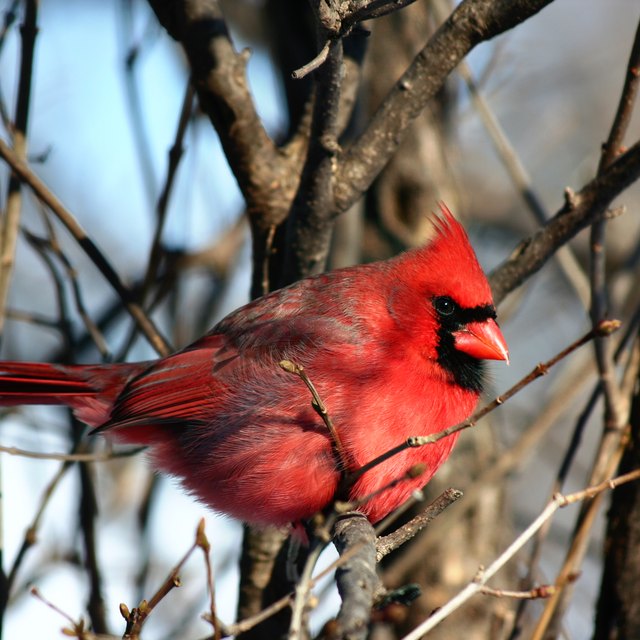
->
xmin=0 ymin=204 xmax=508 ymax=526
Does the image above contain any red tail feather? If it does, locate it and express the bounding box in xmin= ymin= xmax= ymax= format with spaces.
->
xmin=0 ymin=361 xmax=145 ymax=427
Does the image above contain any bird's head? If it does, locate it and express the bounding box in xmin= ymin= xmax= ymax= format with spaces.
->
xmin=388 ymin=203 xmax=509 ymax=392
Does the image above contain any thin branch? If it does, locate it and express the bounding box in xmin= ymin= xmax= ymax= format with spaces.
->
xmin=0 ymin=0 xmax=38 ymax=339
xmin=142 ymin=80 xmax=195 ymax=302
xmin=288 ymin=539 xmax=325 ymax=640
xmin=489 ymin=137 xmax=640 ymax=304
xmin=24 ymin=227 xmax=110 ymax=359
xmin=120 ymin=519 xmax=230 ymax=639
xmin=480 ymin=584 xmax=558 ymax=600
xmin=3 ymin=307 xmax=63 ymax=330
xmin=118 ymin=80 xmax=196 ymax=359
xmin=196 ymin=520 xmax=222 ymax=640
xmin=23 ymin=228 xmax=74 ymax=355
xmin=292 ymin=39 xmax=330 ymax=80
xmin=6 ymin=459 xmax=74 ymax=596
xmin=279 ymin=359 xmax=351 ymax=476
xmin=598 ymin=17 xmax=640 ymax=171
xmin=78 ymin=454 xmax=108 ymax=633
xmin=0 ymin=443 xmax=143 ymax=462
xmin=375 ymin=488 xmax=463 ymax=561
xmin=0 ymin=138 xmax=171 ymax=357
xmin=401 ymin=468 xmax=640 ymax=640
xmin=30 ymin=588 xmax=94 ymax=640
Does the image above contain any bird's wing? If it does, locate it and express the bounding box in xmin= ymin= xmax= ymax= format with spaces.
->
xmin=97 ymin=303 xmax=363 ymax=435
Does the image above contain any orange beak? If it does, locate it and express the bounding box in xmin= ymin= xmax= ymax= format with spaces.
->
xmin=453 ymin=318 xmax=509 ymax=364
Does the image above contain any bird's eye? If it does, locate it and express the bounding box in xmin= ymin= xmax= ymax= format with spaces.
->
xmin=433 ymin=296 xmax=456 ymax=317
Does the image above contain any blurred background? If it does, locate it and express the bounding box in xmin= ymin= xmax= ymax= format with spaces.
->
xmin=1 ymin=0 xmax=640 ymax=638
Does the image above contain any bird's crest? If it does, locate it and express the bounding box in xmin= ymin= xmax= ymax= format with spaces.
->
xmin=407 ymin=202 xmax=494 ymax=310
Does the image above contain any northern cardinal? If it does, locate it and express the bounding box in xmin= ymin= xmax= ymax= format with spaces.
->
xmin=0 ymin=204 xmax=508 ymax=526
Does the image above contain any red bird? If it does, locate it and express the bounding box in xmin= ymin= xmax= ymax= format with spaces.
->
xmin=0 ymin=204 xmax=508 ymax=526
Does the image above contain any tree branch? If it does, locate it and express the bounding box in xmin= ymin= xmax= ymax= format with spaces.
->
xmin=282 ymin=35 xmax=344 ymax=283
xmin=145 ymin=0 xmax=305 ymax=230
xmin=332 ymin=513 xmax=382 ymax=640
xmin=334 ymin=0 xmax=555 ymax=214
xmin=489 ymin=139 xmax=640 ymax=305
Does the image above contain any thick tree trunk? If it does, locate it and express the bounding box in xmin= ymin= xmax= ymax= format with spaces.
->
xmin=593 ymin=378 xmax=640 ymax=640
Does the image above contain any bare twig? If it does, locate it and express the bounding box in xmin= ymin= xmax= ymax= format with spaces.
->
xmin=292 ymin=39 xmax=331 ymax=79
xmin=0 ymin=1 xmax=20 ymax=58
xmin=279 ymin=359 xmax=351 ymax=475
xmin=288 ymin=539 xmax=325 ymax=640
xmin=3 ymin=307 xmax=63 ymax=329
xmin=121 ymin=519 xmax=230 ymax=639
xmin=401 ymin=469 xmax=640 ymax=640
xmin=6 ymin=459 xmax=74 ymax=596
xmin=0 ymin=138 xmax=171 ymax=357
xmin=24 ymin=228 xmax=110 ymax=358
xmin=480 ymin=584 xmax=558 ymax=600
xmin=142 ymin=80 xmax=196 ymax=301
xmin=78 ymin=455 xmax=108 ymax=633
xmin=30 ymin=587 xmax=94 ymax=640
xmin=375 ymin=488 xmax=463 ymax=561
xmin=196 ymin=519 xmax=222 ymax=640
xmin=0 ymin=443 xmax=143 ymax=462
xmin=118 ymin=80 xmax=196 ymax=359
xmin=0 ymin=0 xmax=38 ymax=339
xmin=22 ymin=229 xmax=75 ymax=355
xmin=598 ymin=18 xmax=640 ymax=171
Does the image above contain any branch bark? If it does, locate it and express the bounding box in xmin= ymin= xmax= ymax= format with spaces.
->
xmin=332 ymin=513 xmax=382 ymax=640
xmin=145 ymin=0 xmax=305 ymax=229
xmin=489 ymin=140 xmax=640 ymax=305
